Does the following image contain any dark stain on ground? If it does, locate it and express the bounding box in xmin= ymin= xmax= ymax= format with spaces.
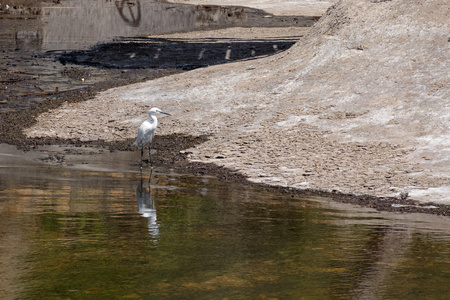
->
xmin=58 ymin=37 xmax=299 ymax=70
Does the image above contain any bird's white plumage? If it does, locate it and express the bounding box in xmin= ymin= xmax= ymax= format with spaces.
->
xmin=134 ymin=107 xmax=171 ymax=167
xmin=134 ymin=118 xmax=157 ymax=149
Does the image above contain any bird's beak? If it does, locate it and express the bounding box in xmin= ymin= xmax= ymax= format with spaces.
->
xmin=160 ymin=111 xmax=171 ymax=116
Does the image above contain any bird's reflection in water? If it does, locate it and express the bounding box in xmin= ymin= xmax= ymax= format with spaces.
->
xmin=135 ymin=169 xmax=160 ymax=238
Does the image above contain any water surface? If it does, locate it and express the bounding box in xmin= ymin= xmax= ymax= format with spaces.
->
xmin=1 ymin=145 xmax=450 ymax=299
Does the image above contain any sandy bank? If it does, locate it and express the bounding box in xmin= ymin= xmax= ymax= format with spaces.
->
xmin=165 ymin=0 xmax=337 ymax=16
xmin=26 ymin=0 xmax=450 ymax=203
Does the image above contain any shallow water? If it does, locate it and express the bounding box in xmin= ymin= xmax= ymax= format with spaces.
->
xmin=1 ymin=145 xmax=450 ymax=299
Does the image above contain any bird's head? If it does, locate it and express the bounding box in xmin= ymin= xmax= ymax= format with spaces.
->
xmin=149 ymin=107 xmax=171 ymax=116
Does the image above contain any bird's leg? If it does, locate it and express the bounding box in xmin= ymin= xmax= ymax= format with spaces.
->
xmin=149 ymin=142 xmax=153 ymax=168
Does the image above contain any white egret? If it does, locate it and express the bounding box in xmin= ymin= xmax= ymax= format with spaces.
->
xmin=134 ymin=107 xmax=171 ymax=168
